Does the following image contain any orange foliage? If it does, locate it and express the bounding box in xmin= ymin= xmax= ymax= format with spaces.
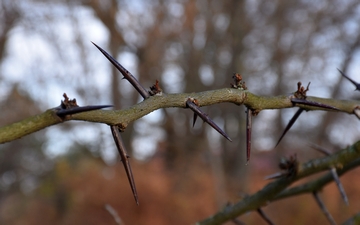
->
xmin=1 ymin=152 xmax=360 ymax=225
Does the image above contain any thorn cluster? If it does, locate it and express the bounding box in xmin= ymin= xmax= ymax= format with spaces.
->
xmin=276 ymin=81 xmax=339 ymax=147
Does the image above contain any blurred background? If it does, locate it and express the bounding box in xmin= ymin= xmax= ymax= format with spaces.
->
xmin=1 ymin=0 xmax=360 ymax=224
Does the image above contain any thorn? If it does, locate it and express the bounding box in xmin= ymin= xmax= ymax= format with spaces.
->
xmin=337 ymin=68 xmax=360 ymax=91
xmin=110 ymin=126 xmax=139 ymax=205
xmin=56 ymin=105 xmax=112 ymax=117
xmin=291 ymin=99 xmax=339 ymax=111
xmin=309 ymin=143 xmax=349 ymax=205
xmin=246 ymin=108 xmax=252 ymax=163
xmin=264 ymin=172 xmax=285 ymax=180
xmin=312 ymin=192 xmax=337 ymax=225
xmin=186 ymin=98 xmax=232 ymax=142
xmin=309 ymin=143 xmax=332 ymax=156
xmin=232 ymin=218 xmax=246 ymax=225
xmin=329 ymin=167 xmax=349 ymax=205
xmin=275 ymin=108 xmax=304 ymax=147
xmin=193 ymin=113 xmax=198 ymax=127
xmin=257 ymin=208 xmax=275 ymax=225
xmin=104 ymin=204 xmax=123 ymax=225
xmin=92 ymin=42 xmax=150 ymax=99
xmin=354 ymin=107 xmax=360 ymax=120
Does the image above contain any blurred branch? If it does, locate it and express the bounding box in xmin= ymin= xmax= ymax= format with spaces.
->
xmin=1 ymin=88 xmax=360 ymax=144
xmin=196 ymin=141 xmax=360 ymax=225
xmin=342 ymin=212 xmax=360 ymax=225
xmin=272 ymin=156 xmax=360 ymax=201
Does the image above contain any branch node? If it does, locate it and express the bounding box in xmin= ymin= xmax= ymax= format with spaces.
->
xmin=231 ymin=73 xmax=247 ymax=90
xmin=148 ymin=79 xmax=163 ymax=96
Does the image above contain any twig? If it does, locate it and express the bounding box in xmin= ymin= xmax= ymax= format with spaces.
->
xmin=195 ymin=141 xmax=360 ymax=225
xmin=273 ymin=156 xmax=360 ymax=201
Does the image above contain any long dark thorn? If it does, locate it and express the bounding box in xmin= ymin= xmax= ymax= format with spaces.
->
xmin=193 ymin=113 xmax=198 ymax=127
xmin=337 ymin=68 xmax=360 ymax=91
xmin=291 ymin=99 xmax=339 ymax=111
xmin=110 ymin=126 xmax=139 ymax=205
xmin=56 ymin=105 xmax=112 ymax=117
xmin=257 ymin=208 xmax=275 ymax=225
xmin=92 ymin=42 xmax=150 ymax=99
xmin=330 ymin=167 xmax=349 ymax=205
xmin=275 ymin=108 xmax=303 ymax=147
xmin=186 ymin=99 xmax=232 ymax=142
xmin=246 ymin=108 xmax=252 ymax=164
xmin=313 ymin=192 xmax=337 ymax=225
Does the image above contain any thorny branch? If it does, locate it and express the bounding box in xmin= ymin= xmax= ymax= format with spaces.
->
xmin=1 ymin=43 xmax=360 ymax=224
xmin=0 ymin=90 xmax=358 ymax=144
xmin=196 ymin=141 xmax=360 ymax=225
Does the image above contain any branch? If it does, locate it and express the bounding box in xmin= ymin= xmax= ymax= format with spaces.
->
xmin=1 ymin=88 xmax=359 ymax=144
xmin=195 ymin=141 xmax=360 ymax=225
xmin=272 ymin=155 xmax=360 ymax=201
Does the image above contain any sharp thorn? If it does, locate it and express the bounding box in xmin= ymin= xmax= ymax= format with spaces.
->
xmin=291 ymin=99 xmax=339 ymax=111
xmin=257 ymin=208 xmax=275 ymax=225
xmin=193 ymin=113 xmax=198 ymax=127
xmin=56 ymin=105 xmax=113 ymax=117
xmin=246 ymin=108 xmax=252 ymax=163
xmin=330 ymin=167 xmax=349 ymax=205
xmin=110 ymin=126 xmax=139 ymax=205
xmin=264 ymin=172 xmax=284 ymax=180
xmin=275 ymin=108 xmax=303 ymax=147
xmin=92 ymin=42 xmax=150 ymax=99
xmin=308 ymin=143 xmax=331 ymax=156
xmin=312 ymin=192 xmax=337 ymax=225
xmin=186 ymin=99 xmax=232 ymax=142
xmin=337 ymin=68 xmax=360 ymax=91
